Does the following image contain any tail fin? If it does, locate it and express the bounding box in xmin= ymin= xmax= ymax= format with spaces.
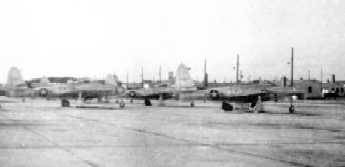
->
xmin=105 ymin=74 xmax=119 ymax=86
xmin=175 ymin=63 xmax=196 ymax=91
xmin=6 ymin=67 xmax=24 ymax=88
xmin=105 ymin=74 xmax=127 ymax=94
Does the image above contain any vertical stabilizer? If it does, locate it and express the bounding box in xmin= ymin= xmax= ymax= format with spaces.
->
xmin=6 ymin=67 xmax=24 ymax=88
xmin=175 ymin=64 xmax=196 ymax=91
xmin=105 ymin=74 xmax=119 ymax=86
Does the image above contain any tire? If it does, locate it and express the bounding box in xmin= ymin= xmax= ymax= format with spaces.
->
xmin=61 ymin=99 xmax=70 ymax=107
xmin=144 ymin=98 xmax=152 ymax=106
xmin=289 ymin=105 xmax=295 ymax=113
xmin=119 ymin=100 xmax=125 ymax=108
xmin=190 ymin=101 xmax=195 ymax=107
xmin=222 ymin=101 xmax=233 ymax=111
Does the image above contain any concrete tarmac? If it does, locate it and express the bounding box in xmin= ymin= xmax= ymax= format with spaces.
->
xmin=0 ymin=99 xmax=345 ymax=167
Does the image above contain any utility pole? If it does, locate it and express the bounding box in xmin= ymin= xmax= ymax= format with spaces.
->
xmin=141 ymin=67 xmax=144 ymax=88
xmin=126 ymin=72 xmax=129 ymax=88
xmin=320 ymin=68 xmax=323 ymax=93
xmin=236 ymin=54 xmax=240 ymax=84
xmin=290 ymin=48 xmax=294 ymax=88
xmin=321 ymin=68 xmax=323 ymax=83
xmin=204 ymin=59 xmax=208 ymax=88
xmin=159 ymin=65 xmax=162 ymax=83
xmin=289 ymin=47 xmax=295 ymax=113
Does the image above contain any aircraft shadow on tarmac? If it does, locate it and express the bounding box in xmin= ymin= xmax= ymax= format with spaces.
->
xmin=74 ymin=106 xmax=124 ymax=110
xmin=0 ymin=121 xmax=49 ymax=127
xmin=220 ymin=110 xmax=320 ymax=116
xmin=153 ymin=105 xmax=214 ymax=108
xmin=204 ymin=121 xmax=344 ymax=133
xmin=0 ymin=100 xmax=17 ymax=103
xmin=261 ymin=111 xmax=321 ymax=117
xmin=250 ymin=123 xmax=343 ymax=133
xmin=0 ymin=108 xmax=8 ymax=112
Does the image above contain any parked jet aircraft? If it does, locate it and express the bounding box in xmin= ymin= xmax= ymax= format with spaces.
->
xmin=127 ymin=63 xmax=208 ymax=107
xmin=3 ymin=71 xmax=127 ymax=108
xmin=32 ymin=75 xmax=126 ymax=108
xmin=207 ymin=84 xmax=302 ymax=113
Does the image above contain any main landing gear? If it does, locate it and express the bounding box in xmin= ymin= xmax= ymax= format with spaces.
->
xmin=289 ymin=96 xmax=296 ymax=114
xmin=60 ymin=98 xmax=125 ymax=109
xmin=119 ymin=100 xmax=125 ymax=109
xmin=144 ymin=98 xmax=195 ymax=107
xmin=222 ymin=101 xmax=234 ymax=111
xmin=289 ymin=105 xmax=295 ymax=113
xmin=144 ymin=98 xmax=152 ymax=106
xmin=61 ymin=99 xmax=70 ymax=107
xmin=190 ymin=101 xmax=195 ymax=107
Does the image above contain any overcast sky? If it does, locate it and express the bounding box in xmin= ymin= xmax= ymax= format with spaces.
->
xmin=1 ymin=0 xmax=345 ymax=83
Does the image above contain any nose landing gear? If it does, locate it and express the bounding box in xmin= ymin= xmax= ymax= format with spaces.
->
xmin=190 ymin=101 xmax=195 ymax=107
xmin=289 ymin=105 xmax=295 ymax=113
xmin=61 ymin=99 xmax=70 ymax=107
xmin=119 ymin=100 xmax=125 ymax=108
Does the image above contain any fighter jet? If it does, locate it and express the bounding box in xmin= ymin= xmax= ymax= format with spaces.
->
xmin=206 ymin=84 xmax=303 ymax=113
xmin=127 ymin=63 xmax=208 ymax=107
xmin=33 ymin=74 xmax=126 ymax=108
xmin=207 ymin=84 xmax=270 ymax=103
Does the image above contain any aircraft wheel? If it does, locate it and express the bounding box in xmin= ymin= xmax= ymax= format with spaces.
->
xmin=61 ymin=99 xmax=70 ymax=107
xmin=222 ymin=101 xmax=233 ymax=111
xmin=289 ymin=105 xmax=295 ymax=113
xmin=190 ymin=101 xmax=195 ymax=107
xmin=130 ymin=99 xmax=133 ymax=103
xmin=144 ymin=98 xmax=152 ymax=106
xmin=119 ymin=100 xmax=125 ymax=108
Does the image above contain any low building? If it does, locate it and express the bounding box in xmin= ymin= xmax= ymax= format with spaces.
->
xmin=275 ymin=77 xmax=322 ymax=99
xmin=321 ymin=75 xmax=345 ymax=97
xmin=322 ymin=81 xmax=345 ymax=97
xmin=294 ymin=80 xmax=322 ymax=99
